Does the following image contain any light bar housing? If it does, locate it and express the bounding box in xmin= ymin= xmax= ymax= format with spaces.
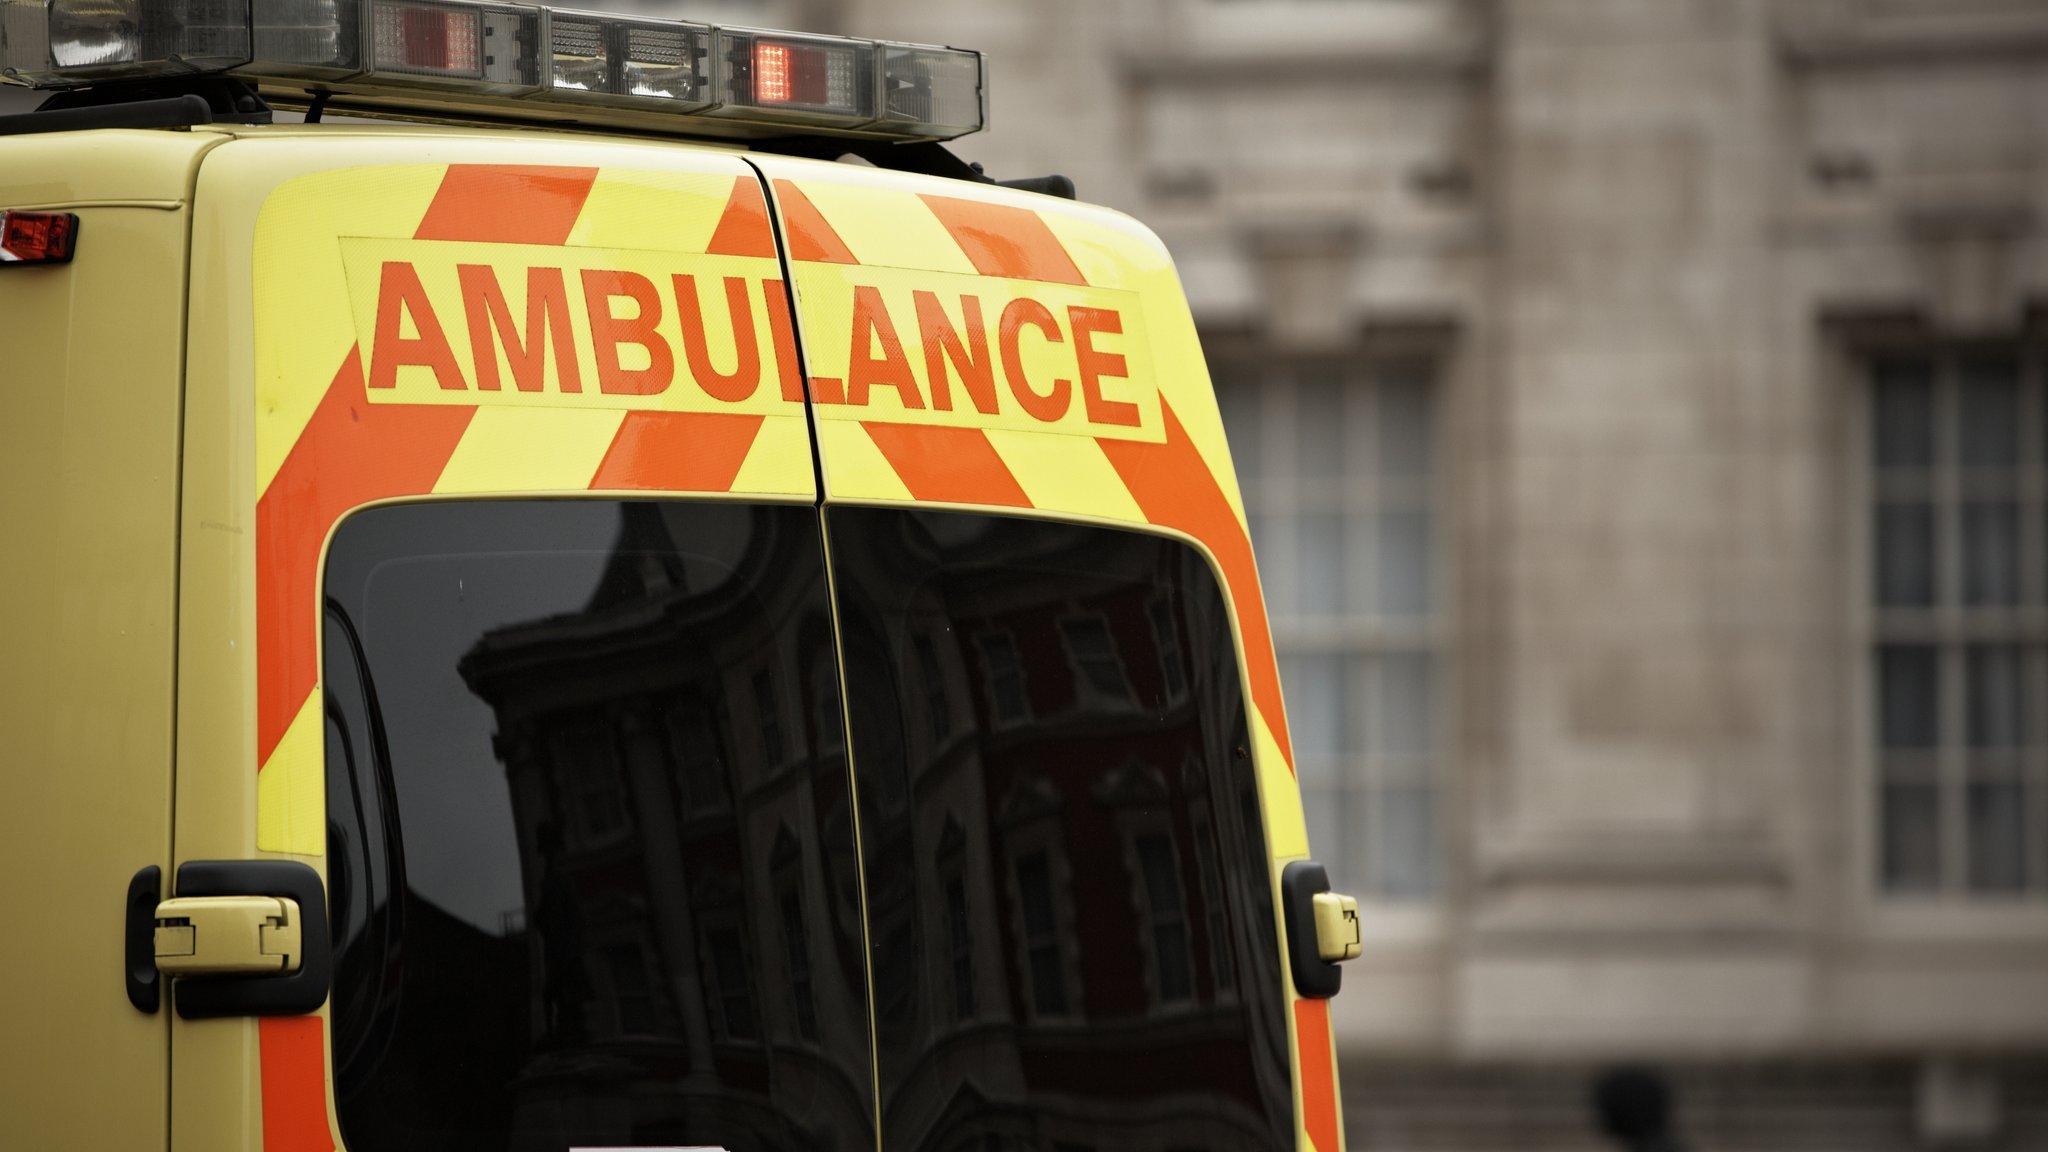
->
xmin=0 ymin=0 xmax=986 ymax=140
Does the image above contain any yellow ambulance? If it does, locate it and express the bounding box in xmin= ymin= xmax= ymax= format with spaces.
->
xmin=0 ymin=4 xmax=1360 ymax=1148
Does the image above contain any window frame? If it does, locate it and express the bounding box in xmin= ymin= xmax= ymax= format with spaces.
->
xmin=1845 ymin=332 xmax=2048 ymax=934
xmin=1217 ymin=352 xmax=1453 ymax=906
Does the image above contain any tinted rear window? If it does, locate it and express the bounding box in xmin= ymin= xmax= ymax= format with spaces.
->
xmin=827 ymin=508 xmax=1293 ymax=1152
xmin=323 ymin=501 xmax=873 ymax=1152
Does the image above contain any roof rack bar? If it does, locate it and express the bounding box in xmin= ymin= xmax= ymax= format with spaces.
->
xmin=0 ymin=94 xmax=216 ymax=137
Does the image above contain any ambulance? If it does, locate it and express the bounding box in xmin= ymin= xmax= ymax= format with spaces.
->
xmin=0 ymin=3 xmax=1361 ymax=1148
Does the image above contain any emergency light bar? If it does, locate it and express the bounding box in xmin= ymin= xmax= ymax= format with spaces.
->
xmin=0 ymin=0 xmax=986 ymax=139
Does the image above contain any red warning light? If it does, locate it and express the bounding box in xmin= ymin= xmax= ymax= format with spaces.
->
xmin=755 ymin=42 xmax=793 ymax=103
xmin=750 ymin=39 xmax=854 ymax=108
xmin=0 ymin=211 xmax=79 ymax=265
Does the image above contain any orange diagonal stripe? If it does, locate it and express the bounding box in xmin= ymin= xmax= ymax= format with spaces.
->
xmin=260 ymin=1016 xmax=335 ymax=1152
xmin=920 ymin=193 xmax=1088 ymax=286
xmin=707 ymin=175 xmax=778 ymax=258
xmin=771 ymin=180 xmax=859 ymax=264
xmin=413 ymin=164 xmax=599 ymax=245
xmin=861 ymin=422 xmax=1032 ymax=508
xmin=1098 ymin=401 xmax=1293 ymax=768
xmin=1294 ymin=999 xmax=1340 ymax=1152
xmin=255 ymin=348 xmax=475 ymax=766
xmin=591 ymin=410 xmax=766 ymax=493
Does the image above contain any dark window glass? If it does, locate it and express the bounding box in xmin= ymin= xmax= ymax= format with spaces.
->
xmin=1873 ymin=358 xmax=1934 ymax=469
xmin=324 ymin=500 xmax=873 ymax=1152
xmin=1878 ymin=644 xmax=1939 ymax=749
xmin=1875 ymin=501 xmax=1935 ymax=607
xmin=827 ymin=508 xmax=1293 ymax=1152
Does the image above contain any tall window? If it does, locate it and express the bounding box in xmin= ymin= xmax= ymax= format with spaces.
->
xmin=1219 ymin=360 xmax=1442 ymax=899
xmin=1870 ymin=349 xmax=2047 ymax=896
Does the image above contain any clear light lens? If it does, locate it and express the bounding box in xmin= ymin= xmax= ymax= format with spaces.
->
xmin=251 ymin=0 xmax=360 ymax=76
xmin=539 ymin=9 xmax=704 ymax=108
xmin=618 ymin=22 xmax=695 ymax=101
xmin=2 ymin=0 xmax=248 ymax=86
xmin=713 ymin=28 xmax=873 ymax=124
xmin=545 ymin=10 xmax=602 ymax=91
xmin=50 ymin=0 xmax=142 ymax=67
xmin=877 ymin=42 xmax=982 ymax=138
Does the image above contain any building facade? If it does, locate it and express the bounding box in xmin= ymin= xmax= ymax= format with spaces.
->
xmin=792 ymin=0 xmax=2048 ymax=1148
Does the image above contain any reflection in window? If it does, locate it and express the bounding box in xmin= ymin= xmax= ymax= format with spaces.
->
xmin=779 ymin=892 xmax=818 ymax=1041
xmin=322 ymin=501 xmax=874 ymax=1152
xmin=1014 ymin=848 xmax=1069 ymax=1017
xmin=703 ymin=922 xmax=758 ymax=1041
xmin=1150 ymin=598 xmax=1189 ymax=702
xmin=937 ymin=817 xmax=976 ymax=1023
xmin=554 ymin=722 xmax=630 ymax=847
xmin=602 ymin=941 xmax=658 ymax=1037
xmin=1219 ymin=360 xmax=1443 ymax=899
xmin=915 ymin=633 xmax=951 ymax=740
xmin=829 ymin=508 xmax=1293 ymax=1152
xmin=944 ymin=873 xmax=975 ymax=1021
xmin=812 ymin=656 xmax=845 ymax=753
xmin=1133 ymin=832 xmax=1193 ymax=1005
xmin=1060 ymin=614 xmax=1134 ymax=706
xmin=1868 ymin=351 xmax=2046 ymax=896
xmin=754 ymin=669 xmax=786 ymax=765
xmin=1191 ymin=810 xmax=1236 ymax=996
xmin=976 ymin=631 xmax=1031 ymax=724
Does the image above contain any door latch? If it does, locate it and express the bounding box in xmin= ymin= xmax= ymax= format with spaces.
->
xmin=1280 ymin=860 xmax=1358 ymax=998
xmin=1310 ymin=890 xmax=1362 ymax=963
xmin=154 ymin=895 xmax=303 ymax=977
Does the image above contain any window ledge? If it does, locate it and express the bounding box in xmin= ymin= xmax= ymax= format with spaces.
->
xmin=1860 ymin=899 xmax=2048 ymax=945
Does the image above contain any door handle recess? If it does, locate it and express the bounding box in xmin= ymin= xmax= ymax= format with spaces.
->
xmin=155 ymin=895 xmax=303 ymax=976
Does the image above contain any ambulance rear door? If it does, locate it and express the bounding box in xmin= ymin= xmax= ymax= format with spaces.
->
xmin=172 ymin=132 xmax=870 ymax=1151
xmin=752 ymin=154 xmax=1342 ymax=1152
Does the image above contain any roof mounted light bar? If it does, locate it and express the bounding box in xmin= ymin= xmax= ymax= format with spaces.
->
xmin=0 ymin=0 xmax=987 ymax=140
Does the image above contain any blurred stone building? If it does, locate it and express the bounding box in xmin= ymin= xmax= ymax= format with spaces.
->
xmin=10 ymin=0 xmax=2042 ymax=1146
xmin=779 ymin=0 xmax=2048 ymax=1148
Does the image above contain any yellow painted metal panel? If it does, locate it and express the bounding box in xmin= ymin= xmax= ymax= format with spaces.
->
xmin=814 ymin=417 xmax=914 ymax=502
xmin=0 ymin=196 xmax=205 ymax=1144
xmin=432 ymin=406 xmax=627 ymax=493
xmin=0 ymin=129 xmax=218 ymax=207
xmin=254 ymin=695 xmax=326 ymax=856
xmin=729 ymin=412 xmax=822 ymax=496
xmin=980 ymin=428 xmax=1146 ymax=522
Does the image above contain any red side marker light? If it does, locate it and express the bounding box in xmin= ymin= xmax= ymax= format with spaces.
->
xmin=0 ymin=211 xmax=79 ymax=265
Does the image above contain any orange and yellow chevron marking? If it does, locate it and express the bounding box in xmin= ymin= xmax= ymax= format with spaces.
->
xmin=250 ymin=156 xmax=807 ymax=1152
xmin=249 ymin=154 xmax=1333 ymax=1152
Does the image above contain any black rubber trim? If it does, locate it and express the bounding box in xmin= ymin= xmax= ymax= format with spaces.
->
xmin=1281 ymin=860 xmax=1342 ymax=999
xmin=752 ymin=136 xmax=1076 ymax=198
xmin=125 ymin=865 xmax=162 ymax=1014
xmin=169 ymin=860 xmax=331 ymax=1019
xmin=0 ymin=95 xmax=213 ymax=137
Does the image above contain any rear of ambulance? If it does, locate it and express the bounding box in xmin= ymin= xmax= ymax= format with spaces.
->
xmin=2 ymin=2 xmax=1349 ymax=1148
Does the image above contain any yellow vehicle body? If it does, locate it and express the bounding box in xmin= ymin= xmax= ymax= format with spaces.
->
xmin=0 ymin=123 xmax=1344 ymax=1152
